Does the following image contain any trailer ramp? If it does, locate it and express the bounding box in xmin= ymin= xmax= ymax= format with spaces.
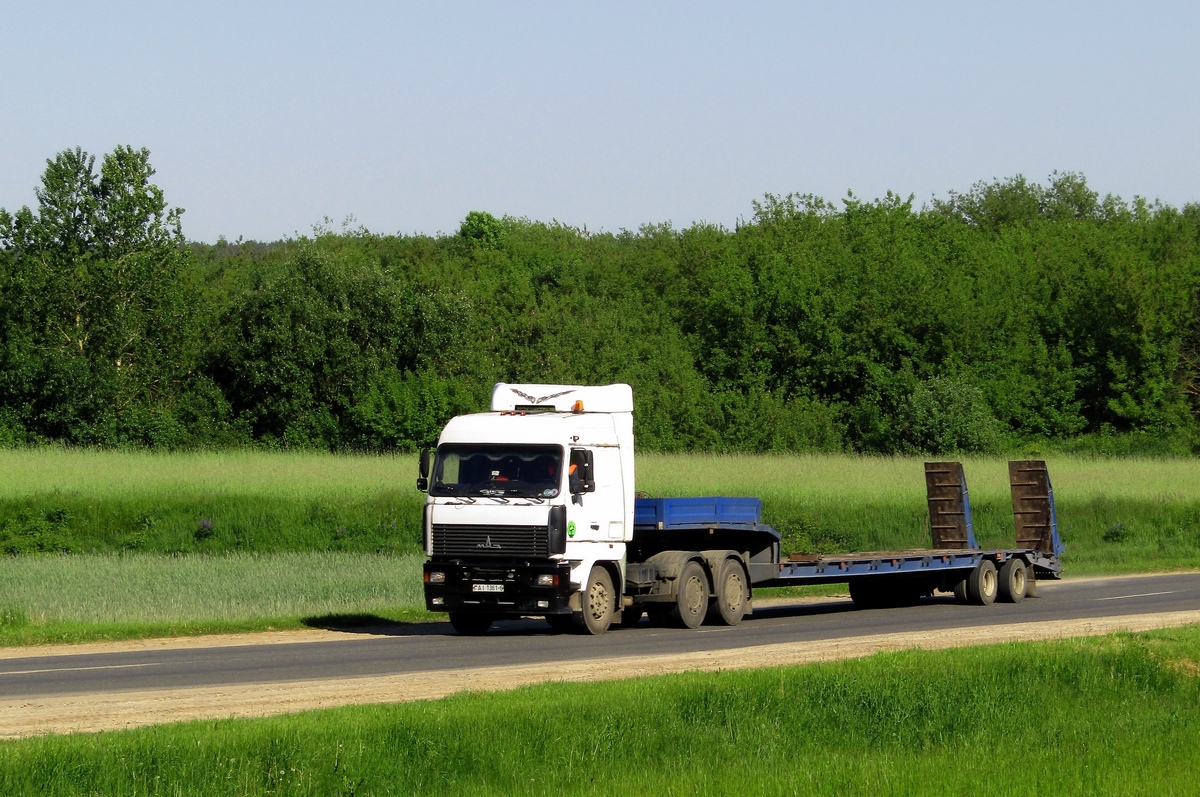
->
xmin=925 ymin=461 xmax=978 ymax=549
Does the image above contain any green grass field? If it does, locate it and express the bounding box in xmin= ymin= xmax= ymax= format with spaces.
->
xmin=0 ymin=552 xmax=431 ymax=645
xmin=0 ymin=448 xmax=420 ymax=555
xmin=3 ymin=625 xmax=1199 ymax=795
xmin=1 ymin=450 xmax=1199 ymax=645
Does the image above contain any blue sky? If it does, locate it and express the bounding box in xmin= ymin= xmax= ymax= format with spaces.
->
xmin=3 ymin=2 xmax=1197 ymax=243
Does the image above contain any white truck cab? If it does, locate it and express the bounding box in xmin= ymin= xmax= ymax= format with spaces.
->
xmin=420 ymin=383 xmax=635 ymax=634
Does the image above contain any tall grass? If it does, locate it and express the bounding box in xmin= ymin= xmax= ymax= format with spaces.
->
xmin=2 ymin=626 xmax=1199 ymax=795
xmin=0 ymin=449 xmax=425 ymax=554
xmin=0 ymin=553 xmax=430 ymax=644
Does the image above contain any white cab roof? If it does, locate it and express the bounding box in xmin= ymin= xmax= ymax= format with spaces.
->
xmin=491 ymin=383 xmax=633 ymax=413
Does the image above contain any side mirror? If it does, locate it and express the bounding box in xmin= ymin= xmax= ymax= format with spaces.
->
xmin=579 ymin=449 xmax=595 ymax=493
xmin=569 ymin=448 xmax=596 ymax=497
xmin=548 ymin=505 xmax=567 ymax=554
xmin=416 ymin=447 xmax=431 ymax=492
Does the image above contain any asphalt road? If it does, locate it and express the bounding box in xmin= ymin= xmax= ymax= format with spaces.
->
xmin=3 ymin=572 xmax=1198 ymax=701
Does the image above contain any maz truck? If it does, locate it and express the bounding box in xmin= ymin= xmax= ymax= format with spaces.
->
xmin=418 ymin=383 xmax=1064 ymax=635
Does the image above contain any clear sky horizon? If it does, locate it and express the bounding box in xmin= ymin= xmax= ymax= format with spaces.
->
xmin=4 ymin=2 xmax=1197 ymax=244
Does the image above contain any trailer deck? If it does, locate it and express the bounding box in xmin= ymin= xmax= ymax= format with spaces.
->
xmin=632 ymin=460 xmax=1063 ymax=602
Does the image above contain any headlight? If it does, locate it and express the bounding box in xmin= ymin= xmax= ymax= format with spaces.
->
xmin=426 ymin=571 xmax=446 ymax=583
xmin=536 ymin=574 xmax=558 ymax=586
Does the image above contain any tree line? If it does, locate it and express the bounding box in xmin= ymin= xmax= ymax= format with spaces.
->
xmin=2 ymin=147 xmax=1199 ymax=454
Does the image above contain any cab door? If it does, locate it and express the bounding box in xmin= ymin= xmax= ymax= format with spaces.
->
xmin=567 ymin=445 xmax=625 ymax=542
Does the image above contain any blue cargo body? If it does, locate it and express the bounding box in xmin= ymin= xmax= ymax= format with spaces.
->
xmin=634 ymin=497 xmax=765 ymax=530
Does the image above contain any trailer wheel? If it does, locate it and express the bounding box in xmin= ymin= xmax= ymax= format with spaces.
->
xmin=670 ymin=560 xmax=709 ymax=629
xmin=449 ymin=613 xmax=493 ymax=635
xmin=952 ymin=578 xmax=969 ymax=604
xmin=711 ymin=559 xmax=749 ymax=626
xmin=574 ymin=566 xmax=615 ymax=635
xmin=1025 ymin=570 xmax=1039 ymax=598
xmin=998 ymin=558 xmax=1028 ymax=603
xmin=966 ymin=560 xmax=998 ymax=605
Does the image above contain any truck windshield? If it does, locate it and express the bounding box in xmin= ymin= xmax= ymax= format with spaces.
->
xmin=430 ymin=444 xmax=564 ymax=498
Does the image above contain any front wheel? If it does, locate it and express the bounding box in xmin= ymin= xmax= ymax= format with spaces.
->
xmin=574 ymin=566 xmax=615 ymax=635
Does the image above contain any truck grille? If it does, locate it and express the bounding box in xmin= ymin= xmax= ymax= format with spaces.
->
xmin=432 ymin=524 xmax=549 ymax=558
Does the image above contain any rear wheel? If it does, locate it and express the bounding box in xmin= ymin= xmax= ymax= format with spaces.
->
xmin=449 ymin=613 xmax=493 ymax=635
xmin=711 ymin=559 xmax=749 ymax=625
xmin=966 ymin=560 xmax=998 ymax=605
xmin=669 ymin=560 xmax=709 ymax=629
xmin=574 ymin=566 xmax=615 ymax=635
xmin=953 ymin=577 xmax=970 ymax=604
xmin=998 ymin=558 xmax=1028 ymax=603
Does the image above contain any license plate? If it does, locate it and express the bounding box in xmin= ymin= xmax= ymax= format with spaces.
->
xmin=472 ymin=584 xmax=504 ymax=593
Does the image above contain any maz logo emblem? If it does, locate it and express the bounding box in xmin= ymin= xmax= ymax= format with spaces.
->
xmin=477 ymin=536 xmax=502 ymax=549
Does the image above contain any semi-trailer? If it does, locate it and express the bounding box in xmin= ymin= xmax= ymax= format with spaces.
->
xmin=419 ymin=383 xmax=1064 ymax=634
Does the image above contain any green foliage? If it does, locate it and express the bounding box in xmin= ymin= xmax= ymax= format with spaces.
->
xmin=0 ymin=146 xmax=198 ymax=446
xmin=458 ymin=210 xmax=506 ymax=250
xmin=5 ymin=152 xmax=1200 ymax=453
xmin=0 ymin=508 xmax=74 ymax=555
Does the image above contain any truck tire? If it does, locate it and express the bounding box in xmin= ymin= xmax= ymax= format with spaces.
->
xmin=574 ymin=566 xmax=615 ymax=635
xmin=669 ymin=560 xmax=709 ymax=629
xmin=952 ymin=577 xmax=969 ymax=604
xmin=711 ymin=559 xmax=749 ymax=625
xmin=449 ymin=613 xmax=492 ymax=635
xmin=966 ymin=560 xmax=998 ymax=605
xmin=998 ymin=558 xmax=1028 ymax=603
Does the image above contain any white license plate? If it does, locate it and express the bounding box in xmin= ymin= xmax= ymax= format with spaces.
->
xmin=472 ymin=584 xmax=504 ymax=593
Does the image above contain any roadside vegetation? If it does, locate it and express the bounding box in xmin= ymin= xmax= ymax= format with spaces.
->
xmin=2 ymin=449 xmax=1197 ymax=646
xmin=3 ymin=626 xmax=1199 ymax=795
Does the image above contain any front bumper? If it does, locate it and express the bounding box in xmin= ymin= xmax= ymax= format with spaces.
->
xmin=423 ymin=559 xmax=577 ymax=616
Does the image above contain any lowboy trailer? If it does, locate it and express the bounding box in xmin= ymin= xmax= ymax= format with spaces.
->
xmin=419 ymin=384 xmax=1063 ymax=634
